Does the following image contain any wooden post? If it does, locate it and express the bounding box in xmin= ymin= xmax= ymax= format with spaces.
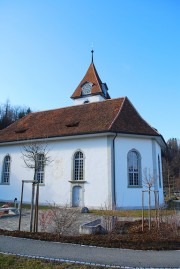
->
xmin=154 ymin=190 xmax=157 ymax=222
xmin=154 ymin=190 xmax=160 ymax=229
xmin=36 ymin=182 xmax=39 ymax=232
xmin=33 ymin=183 xmax=37 ymax=233
xmin=157 ymin=191 xmax=160 ymax=229
xmin=142 ymin=191 xmax=144 ymax=231
xmin=148 ymin=188 xmax=151 ymax=230
xmin=18 ymin=180 xmax=24 ymax=231
xmin=30 ymin=181 xmax=35 ymax=232
xmin=34 ymin=181 xmax=39 ymax=233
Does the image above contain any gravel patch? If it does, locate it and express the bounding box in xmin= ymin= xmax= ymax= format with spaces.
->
xmin=0 ymin=209 xmax=99 ymax=235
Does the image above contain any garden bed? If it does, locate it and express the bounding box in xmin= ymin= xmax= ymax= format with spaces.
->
xmin=0 ymin=220 xmax=179 ymax=250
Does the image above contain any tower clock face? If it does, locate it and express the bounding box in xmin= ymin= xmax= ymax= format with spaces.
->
xmin=82 ymin=82 xmax=92 ymax=95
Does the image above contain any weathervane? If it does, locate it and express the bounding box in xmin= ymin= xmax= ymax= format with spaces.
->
xmin=91 ymin=49 xmax=94 ymax=63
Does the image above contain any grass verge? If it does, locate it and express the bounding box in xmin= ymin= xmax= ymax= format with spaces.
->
xmin=89 ymin=208 xmax=176 ymax=218
xmin=0 ymin=253 xmax=104 ymax=269
xmin=0 ymin=201 xmax=177 ymax=217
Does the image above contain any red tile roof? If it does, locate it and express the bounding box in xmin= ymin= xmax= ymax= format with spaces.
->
xmin=71 ymin=63 xmax=110 ymax=99
xmin=0 ymin=97 xmax=162 ymax=144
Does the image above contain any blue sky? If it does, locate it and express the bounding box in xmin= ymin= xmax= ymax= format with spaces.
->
xmin=0 ymin=0 xmax=179 ymax=142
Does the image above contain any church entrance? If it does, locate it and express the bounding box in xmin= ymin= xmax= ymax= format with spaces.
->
xmin=72 ymin=186 xmax=82 ymax=207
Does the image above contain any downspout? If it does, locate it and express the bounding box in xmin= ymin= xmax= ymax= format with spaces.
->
xmin=112 ymin=133 xmax=117 ymax=209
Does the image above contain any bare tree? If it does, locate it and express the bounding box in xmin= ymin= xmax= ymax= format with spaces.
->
xmin=40 ymin=203 xmax=80 ymax=235
xmin=142 ymin=168 xmax=155 ymax=189
xmin=142 ymin=168 xmax=159 ymax=231
xmin=21 ymin=142 xmax=52 ymax=232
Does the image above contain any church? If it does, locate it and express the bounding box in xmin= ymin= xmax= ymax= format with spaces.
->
xmin=0 ymin=53 xmax=166 ymax=209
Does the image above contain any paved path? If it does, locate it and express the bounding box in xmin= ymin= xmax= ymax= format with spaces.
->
xmin=0 ymin=235 xmax=179 ymax=268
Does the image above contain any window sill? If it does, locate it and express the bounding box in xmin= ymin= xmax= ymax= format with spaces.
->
xmin=32 ymin=182 xmax=45 ymax=186
xmin=0 ymin=183 xmax=10 ymax=185
xmin=128 ymin=185 xmax=142 ymax=188
xmin=69 ymin=180 xmax=87 ymax=184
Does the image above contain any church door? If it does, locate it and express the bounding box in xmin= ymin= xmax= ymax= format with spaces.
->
xmin=72 ymin=186 xmax=82 ymax=207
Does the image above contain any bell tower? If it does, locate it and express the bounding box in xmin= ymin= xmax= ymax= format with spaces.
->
xmin=71 ymin=51 xmax=111 ymax=105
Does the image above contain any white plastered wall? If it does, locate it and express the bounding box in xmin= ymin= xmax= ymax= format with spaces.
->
xmin=0 ymin=136 xmax=110 ymax=209
xmin=73 ymin=95 xmax=105 ymax=105
xmin=114 ymin=136 xmax=164 ymax=209
xmin=0 ymin=134 xmax=164 ymax=209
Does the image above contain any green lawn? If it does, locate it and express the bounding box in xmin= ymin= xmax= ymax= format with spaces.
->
xmin=89 ymin=208 xmax=176 ymax=218
xmin=0 ymin=201 xmax=176 ymax=218
xmin=0 ymin=253 xmax=104 ymax=269
xmin=0 ymin=202 xmax=49 ymax=210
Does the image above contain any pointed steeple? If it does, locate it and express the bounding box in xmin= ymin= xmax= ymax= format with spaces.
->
xmin=71 ymin=51 xmax=111 ymax=102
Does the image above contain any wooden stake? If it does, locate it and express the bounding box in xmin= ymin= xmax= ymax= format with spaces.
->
xmin=18 ymin=180 xmax=24 ymax=231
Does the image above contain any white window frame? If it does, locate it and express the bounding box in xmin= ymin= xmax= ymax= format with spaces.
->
xmin=1 ymin=155 xmax=11 ymax=184
xmin=36 ymin=153 xmax=45 ymax=184
xmin=127 ymin=149 xmax=142 ymax=187
xmin=74 ymin=151 xmax=84 ymax=181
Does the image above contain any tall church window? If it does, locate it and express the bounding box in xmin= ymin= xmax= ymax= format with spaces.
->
xmin=2 ymin=155 xmax=11 ymax=184
xmin=74 ymin=151 xmax=84 ymax=181
xmin=36 ymin=154 xmax=45 ymax=184
xmin=128 ymin=150 xmax=141 ymax=187
xmin=158 ymin=155 xmax=162 ymax=188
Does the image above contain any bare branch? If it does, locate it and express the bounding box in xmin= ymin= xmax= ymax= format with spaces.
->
xmin=21 ymin=142 xmax=52 ymax=170
xmin=142 ymin=168 xmax=155 ymax=190
xmin=39 ymin=203 xmax=80 ymax=235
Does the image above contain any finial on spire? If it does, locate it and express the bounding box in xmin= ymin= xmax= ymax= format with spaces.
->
xmin=91 ymin=49 xmax=94 ymax=63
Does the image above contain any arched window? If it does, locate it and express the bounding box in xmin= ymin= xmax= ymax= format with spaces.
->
xmin=158 ymin=155 xmax=162 ymax=188
xmin=74 ymin=151 xmax=84 ymax=181
xmin=36 ymin=154 xmax=45 ymax=184
xmin=127 ymin=150 xmax=141 ymax=187
xmin=2 ymin=155 xmax=11 ymax=184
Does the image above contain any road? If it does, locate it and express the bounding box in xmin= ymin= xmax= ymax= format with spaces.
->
xmin=0 ymin=235 xmax=179 ymax=268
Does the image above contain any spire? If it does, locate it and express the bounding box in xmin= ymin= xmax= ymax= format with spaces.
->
xmin=71 ymin=53 xmax=111 ymax=101
xmin=91 ymin=49 xmax=94 ymax=63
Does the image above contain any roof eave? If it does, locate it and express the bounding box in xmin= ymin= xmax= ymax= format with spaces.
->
xmin=0 ymin=130 xmax=166 ymax=149
xmin=113 ymin=131 xmax=166 ymax=149
xmin=0 ymin=131 xmax=116 ymax=145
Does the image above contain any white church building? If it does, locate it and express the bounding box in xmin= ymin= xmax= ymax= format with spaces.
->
xmin=0 ymin=54 xmax=166 ymax=209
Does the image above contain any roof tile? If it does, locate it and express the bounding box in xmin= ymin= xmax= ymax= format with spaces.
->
xmin=0 ymin=97 xmax=161 ymax=143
